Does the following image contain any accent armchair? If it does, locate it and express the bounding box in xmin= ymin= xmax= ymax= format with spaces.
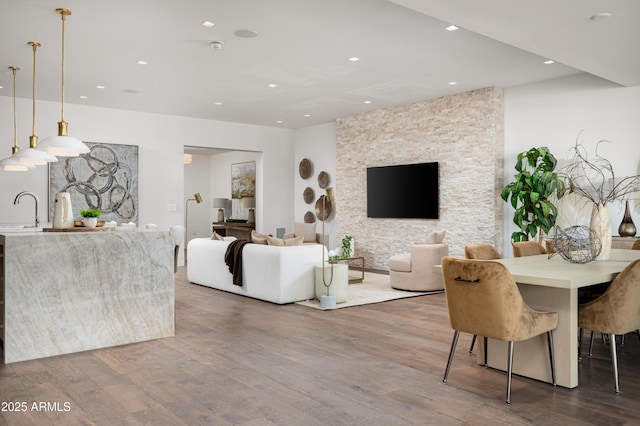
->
xmin=441 ymin=256 xmax=558 ymax=404
xmin=389 ymin=230 xmax=448 ymax=291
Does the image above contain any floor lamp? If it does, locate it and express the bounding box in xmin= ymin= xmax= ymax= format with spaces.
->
xmin=184 ymin=192 xmax=203 ymax=265
xmin=320 ymin=187 xmax=335 ymax=308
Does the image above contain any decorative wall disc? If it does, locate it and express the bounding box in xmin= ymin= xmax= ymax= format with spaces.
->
xmin=315 ymin=195 xmax=332 ymax=221
xmin=299 ymin=158 xmax=312 ymax=179
xmin=318 ymin=171 xmax=330 ymax=189
xmin=304 ymin=211 xmax=315 ymax=223
xmin=303 ymin=187 xmax=314 ymax=204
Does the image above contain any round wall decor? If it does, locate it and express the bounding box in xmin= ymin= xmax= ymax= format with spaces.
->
xmin=303 ymin=187 xmax=314 ymax=204
xmin=315 ymin=195 xmax=332 ymax=221
xmin=299 ymin=158 xmax=312 ymax=179
xmin=318 ymin=171 xmax=330 ymax=189
xmin=304 ymin=211 xmax=315 ymax=223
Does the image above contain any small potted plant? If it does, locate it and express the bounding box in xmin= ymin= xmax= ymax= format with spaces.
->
xmin=80 ymin=208 xmax=101 ymax=228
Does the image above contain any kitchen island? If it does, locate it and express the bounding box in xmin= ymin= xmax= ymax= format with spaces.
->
xmin=0 ymin=229 xmax=174 ymax=363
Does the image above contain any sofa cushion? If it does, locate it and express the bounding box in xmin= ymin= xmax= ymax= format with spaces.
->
xmin=266 ymin=235 xmax=304 ymax=246
xmin=211 ymin=231 xmax=225 ymax=240
xmin=419 ymin=229 xmax=446 ymax=244
xmin=389 ymin=253 xmax=412 ymax=272
xmin=251 ymin=230 xmax=268 ymax=244
xmin=294 ymin=222 xmax=317 ymax=243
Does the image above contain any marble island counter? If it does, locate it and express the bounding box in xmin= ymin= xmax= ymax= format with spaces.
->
xmin=0 ymin=230 xmax=174 ymax=363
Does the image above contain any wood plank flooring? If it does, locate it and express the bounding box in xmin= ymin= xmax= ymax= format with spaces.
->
xmin=2 ymin=268 xmax=640 ymax=425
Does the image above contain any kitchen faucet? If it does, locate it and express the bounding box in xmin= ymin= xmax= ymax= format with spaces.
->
xmin=14 ymin=191 xmax=40 ymax=228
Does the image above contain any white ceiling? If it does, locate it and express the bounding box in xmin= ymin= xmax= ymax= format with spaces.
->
xmin=1 ymin=0 xmax=637 ymax=129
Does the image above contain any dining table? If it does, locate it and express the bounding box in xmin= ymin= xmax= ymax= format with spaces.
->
xmin=433 ymin=248 xmax=640 ymax=388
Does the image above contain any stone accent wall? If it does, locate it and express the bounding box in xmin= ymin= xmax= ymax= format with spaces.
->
xmin=336 ymin=88 xmax=504 ymax=271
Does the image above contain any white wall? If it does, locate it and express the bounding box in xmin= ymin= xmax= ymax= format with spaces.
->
xmin=0 ymin=97 xmax=295 ymax=257
xmin=504 ymin=73 xmax=640 ymax=255
xmin=292 ymin=122 xmax=337 ymax=248
xmin=184 ymin=154 xmax=212 ymax=243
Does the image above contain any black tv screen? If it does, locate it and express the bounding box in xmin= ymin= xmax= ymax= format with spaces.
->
xmin=367 ymin=162 xmax=439 ymax=219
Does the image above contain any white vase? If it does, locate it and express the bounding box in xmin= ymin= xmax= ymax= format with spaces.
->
xmin=590 ymin=203 xmax=611 ymax=261
xmin=53 ymin=192 xmax=74 ymax=229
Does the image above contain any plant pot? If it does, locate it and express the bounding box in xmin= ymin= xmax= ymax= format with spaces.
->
xmin=83 ymin=217 xmax=98 ymax=228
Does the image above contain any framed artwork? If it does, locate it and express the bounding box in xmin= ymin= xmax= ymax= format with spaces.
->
xmin=231 ymin=161 xmax=256 ymax=219
xmin=48 ymin=142 xmax=139 ymax=223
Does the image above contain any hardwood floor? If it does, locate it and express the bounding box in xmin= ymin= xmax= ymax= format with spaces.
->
xmin=2 ymin=268 xmax=640 ymax=425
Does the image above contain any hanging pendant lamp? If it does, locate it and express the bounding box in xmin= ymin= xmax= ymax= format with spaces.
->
xmin=0 ymin=67 xmax=34 ymax=171
xmin=14 ymin=42 xmax=58 ymax=165
xmin=38 ymin=8 xmax=89 ymax=157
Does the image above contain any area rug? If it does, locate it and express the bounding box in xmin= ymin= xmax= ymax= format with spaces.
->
xmin=295 ymin=272 xmax=442 ymax=310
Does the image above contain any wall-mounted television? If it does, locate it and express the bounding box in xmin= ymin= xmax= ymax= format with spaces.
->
xmin=367 ymin=162 xmax=439 ymax=219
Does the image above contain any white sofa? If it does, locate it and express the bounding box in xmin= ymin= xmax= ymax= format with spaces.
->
xmin=187 ymin=238 xmax=327 ymax=304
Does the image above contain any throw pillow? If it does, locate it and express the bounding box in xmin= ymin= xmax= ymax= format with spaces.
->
xmin=422 ymin=230 xmax=446 ymax=244
xmin=294 ymin=221 xmax=317 ymax=243
xmin=211 ymin=231 xmax=225 ymax=241
xmin=266 ymin=235 xmax=304 ymax=246
xmin=251 ymin=230 xmax=268 ymax=245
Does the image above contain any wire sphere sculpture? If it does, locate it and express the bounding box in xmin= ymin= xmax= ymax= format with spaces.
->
xmin=549 ymin=225 xmax=601 ymax=264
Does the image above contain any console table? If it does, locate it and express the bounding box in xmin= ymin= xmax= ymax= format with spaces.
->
xmin=212 ymin=222 xmax=255 ymax=240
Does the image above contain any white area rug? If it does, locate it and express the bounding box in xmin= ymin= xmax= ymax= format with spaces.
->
xmin=295 ymin=272 xmax=442 ymax=310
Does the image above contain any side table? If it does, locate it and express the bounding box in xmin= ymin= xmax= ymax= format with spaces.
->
xmin=328 ymin=256 xmax=364 ymax=283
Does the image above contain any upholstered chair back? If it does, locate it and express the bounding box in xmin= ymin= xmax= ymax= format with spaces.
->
xmin=441 ymin=256 xmax=557 ymax=342
xmin=464 ymin=244 xmax=501 ymax=260
xmin=579 ymin=258 xmax=640 ymax=335
xmin=512 ymin=241 xmax=547 ymax=257
xmin=632 ymin=239 xmax=640 ymax=250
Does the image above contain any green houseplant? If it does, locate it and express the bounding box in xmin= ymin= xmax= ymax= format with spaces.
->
xmin=341 ymin=235 xmax=353 ymax=258
xmin=79 ymin=208 xmax=101 ymax=228
xmin=501 ymin=147 xmax=568 ymax=242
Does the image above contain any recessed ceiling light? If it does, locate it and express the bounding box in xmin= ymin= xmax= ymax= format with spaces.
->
xmin=0 ymin=86 xmax=3 ymax=89
xmin=590 ymin=12 xmax=612 ymax=21
xmin=137 ymin=60 xmax=148 ymax=65
xmin=214 ymin=102 xmax=222 ymax=106
xmin=448 ymin=81 xmax=458 ymax=86
xmin=276 ymin=120 xmax=283 ymax=124
xmin=348 ymin=57 xmax=360 ymax=62
xmin=544 ymin=60 xmax=555 ymax=65
xmin=267 ymin=83 xmax=278 ymax=88
xmin=363 ymin=100 xmax=372 ymax=104
xmin=446 ymin=25 xmax=459 ymax=31
xmin=201 ymin=21 xmax=215 ymax=27
xmin=234 ymin=29 xmax=258 ymax=38
xmin=96 ymin=85 xmax=105 ymax=89
xmin=303 ymin=114 xmax=311 ymax=117
xmin=124 ymin=89 xmax=140 ymax=94
xmin=79 ymin=95 xmax=87 ymax=99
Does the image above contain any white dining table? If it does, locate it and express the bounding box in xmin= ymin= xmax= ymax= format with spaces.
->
xmin=433 ymin=249 xmax=640 ymax=388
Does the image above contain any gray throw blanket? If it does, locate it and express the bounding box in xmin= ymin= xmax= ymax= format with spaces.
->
xmin=224 ymin=239 xmax=252 ymax=286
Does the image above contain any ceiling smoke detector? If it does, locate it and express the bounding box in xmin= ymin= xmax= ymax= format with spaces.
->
xmin=209 ymin=41 xmax=224 ymax=50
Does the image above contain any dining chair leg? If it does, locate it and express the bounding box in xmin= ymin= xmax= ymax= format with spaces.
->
xmin=609 ymin=333 xmax=620 ymax=394
xmin=621 ymin=334 xmax=625 ymax=347
xmin=578 ymin=328 xmax=583 ymax=360
xmin=547 ymin=330 xmax=556 ymax=386
xmin=589 ymin=330 xmax=595 ymax=357
xmin=469 ymin=334 xmax=477 ymax=353
xmin=506 ymin=341 xmax=515 ymax=404
xmin=483 ymin=337 xmax=488 ymax=367
xmin=443 ymin=330 xmax=460 ymax=384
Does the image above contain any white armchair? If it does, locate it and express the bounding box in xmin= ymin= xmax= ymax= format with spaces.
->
xmin=389 ymin=230 xmax=449 ymax=291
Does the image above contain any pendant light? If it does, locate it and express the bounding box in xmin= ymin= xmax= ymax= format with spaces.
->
xmin=38 ymin=8 xmax=89 ymax=157
xmin=14 ymin=42 xmax=58 ymax=165
xmin=0 ymin=67 xmax=34 ymax=171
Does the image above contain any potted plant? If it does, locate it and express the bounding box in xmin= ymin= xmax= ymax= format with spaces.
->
xmin=501 ymin=147 xmax=568 ymax=242
xmin=340 ymin=235 xmax=353 ymax=258
xmin=80 ymin=208 xmax=101 ymax=228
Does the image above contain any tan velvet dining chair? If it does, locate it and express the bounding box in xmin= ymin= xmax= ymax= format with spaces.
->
xmin=512 ymin=241 xmax=547 ymax=257
xmin=441 ymin=256 xmax=558 ymax=404
xmin=464 ymin=243 xmax=502 ymax=354
xmin=631 ymin=239 xmax=640 ymax=250
xmin=578 ymin=258 xmax=640 ymax=394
